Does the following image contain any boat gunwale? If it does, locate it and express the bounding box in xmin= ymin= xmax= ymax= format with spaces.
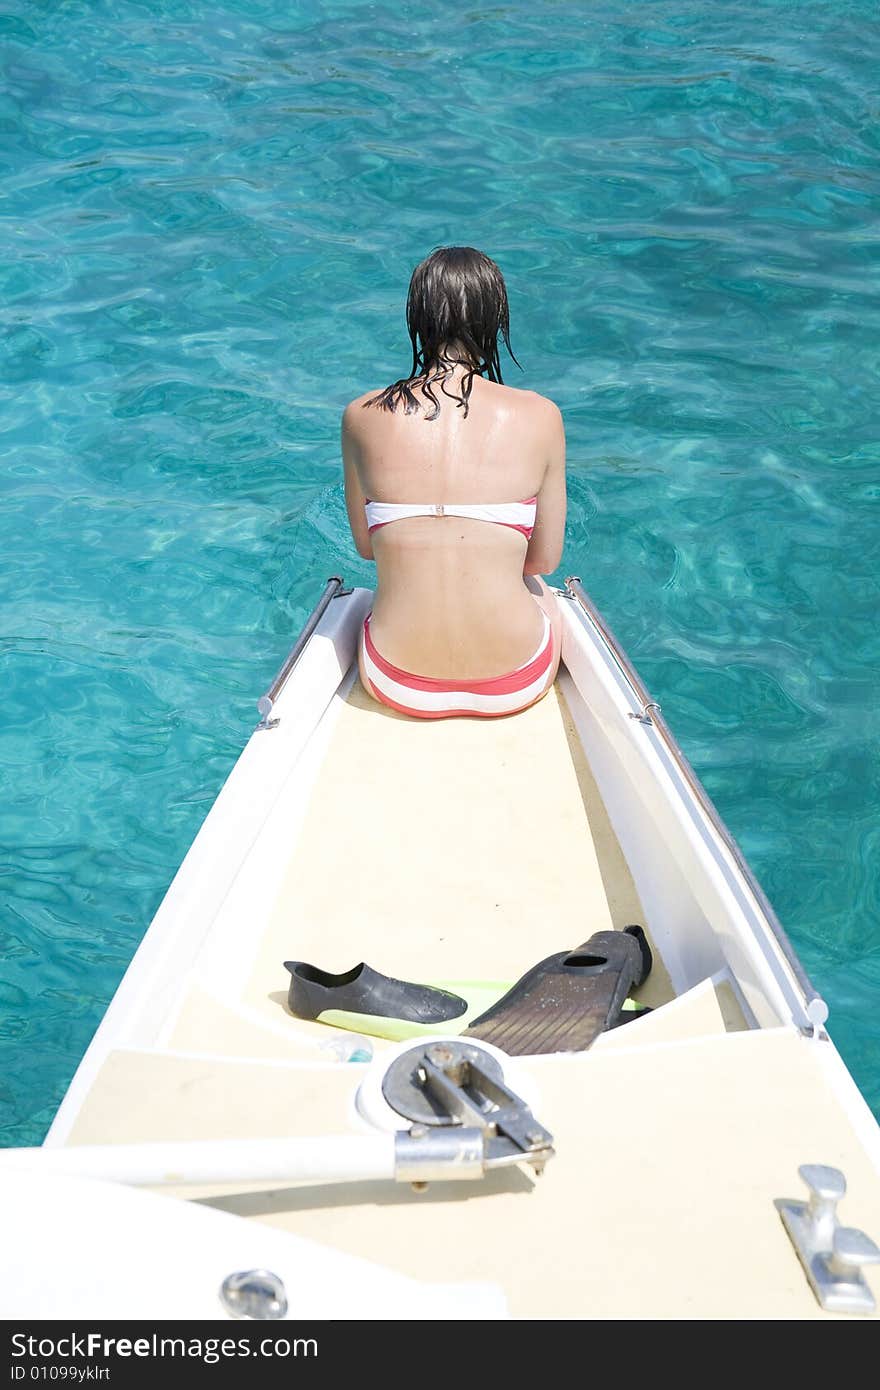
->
xmin=561 ymin=575 xmax=828 ymax=1030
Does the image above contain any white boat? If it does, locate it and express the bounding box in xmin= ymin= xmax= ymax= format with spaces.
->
xmin=4 ymin=576 xmax=880 ymax=1322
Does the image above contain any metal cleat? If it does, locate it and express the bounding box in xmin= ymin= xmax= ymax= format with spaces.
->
xmin=776 ymin=1164 xmax=880 ymax=1314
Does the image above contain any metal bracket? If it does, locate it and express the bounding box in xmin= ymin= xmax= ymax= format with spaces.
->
xmin=628 ymin=702 xmax=662 ymax=725
xmin=776 ymin=1164 xmax=880 ymax=1314
xmin=383 ymin=1040 xmax=554 ymax=1186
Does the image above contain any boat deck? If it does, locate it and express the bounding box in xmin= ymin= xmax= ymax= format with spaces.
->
xmin=55 ymin=666 xmax=880 ymax=1319
xmin=252 ymin=672 xmax=674 ymax=1024
xmin=254 ymin=672 xmax=671 ymax=1020
xmin=135 ymin=670 xmax=678 ymax=1065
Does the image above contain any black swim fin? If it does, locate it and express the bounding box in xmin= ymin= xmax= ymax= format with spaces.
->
xmin=284 ymin=959 xmax=468 ymax=1026
xmin=463 ymin=924 xmax=652 ymax=1055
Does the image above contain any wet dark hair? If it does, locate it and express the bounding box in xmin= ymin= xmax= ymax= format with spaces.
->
xmin=365 ymin=246 xmax=520 ymax=419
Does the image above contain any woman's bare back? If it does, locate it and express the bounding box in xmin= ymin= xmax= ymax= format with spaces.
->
xmin=343 ymin=368 xmax=566 ymax=679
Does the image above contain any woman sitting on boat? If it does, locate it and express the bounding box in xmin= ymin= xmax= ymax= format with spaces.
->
xmin=343 ymin=245 xmax=567 ymax=719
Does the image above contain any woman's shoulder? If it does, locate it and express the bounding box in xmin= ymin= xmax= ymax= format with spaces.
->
xmin=494 ymin=381 xmax=563 ymax=424
xmin=341 ymin=389 xmax=382 ymax=436
xmin=343 ymin=387 xmax=380 ymax=413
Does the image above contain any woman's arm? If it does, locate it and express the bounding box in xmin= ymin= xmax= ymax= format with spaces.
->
xmin=341 ymin=402 xmax=374 ymax=562
xmin=524 ymin=399 xmax=566 ymax=577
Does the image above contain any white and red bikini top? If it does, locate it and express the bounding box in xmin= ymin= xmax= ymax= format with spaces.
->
xmin=364 ymin=497 xmax=537 ymax=540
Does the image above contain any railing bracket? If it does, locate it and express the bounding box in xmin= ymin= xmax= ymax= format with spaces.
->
xmin=628 ymin=702 xmax=662 ymax=725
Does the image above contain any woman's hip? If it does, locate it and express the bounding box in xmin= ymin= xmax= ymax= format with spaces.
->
xmin=358 ymin=608 xmax=559 ymax=720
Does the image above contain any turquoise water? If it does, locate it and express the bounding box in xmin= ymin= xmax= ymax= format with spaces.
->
xmin=1 ymin=0 xmax=878 ymax=1145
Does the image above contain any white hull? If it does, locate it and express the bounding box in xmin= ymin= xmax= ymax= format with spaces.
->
xmin=5 ymin=579 xmax=880 ymax=1320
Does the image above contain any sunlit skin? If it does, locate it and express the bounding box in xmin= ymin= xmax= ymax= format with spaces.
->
xmin=343 ymin=353 xmax=567 ymax=703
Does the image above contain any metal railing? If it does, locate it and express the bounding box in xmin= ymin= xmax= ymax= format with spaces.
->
xmin=256 ymin=575 xmax=348 ymax=728
xmin=563 ymin=576 xmax=829 ymax=1030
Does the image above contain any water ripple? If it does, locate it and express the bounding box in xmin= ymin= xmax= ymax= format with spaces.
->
xmin=1 ymin=0 xmax=879 ymax=1143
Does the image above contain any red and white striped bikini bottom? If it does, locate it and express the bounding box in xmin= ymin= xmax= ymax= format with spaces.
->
xmin=359 ymin=611 xmax=556 ymax=720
